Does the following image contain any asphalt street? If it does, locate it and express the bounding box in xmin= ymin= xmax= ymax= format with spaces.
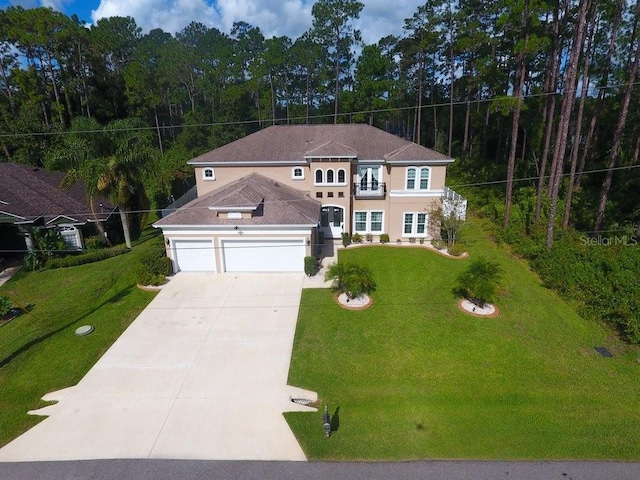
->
xmin=2 ymin=460 xmax=640 ymax=480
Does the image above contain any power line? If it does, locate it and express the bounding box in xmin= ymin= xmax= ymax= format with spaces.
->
xmin=1 ymin=79 xmax=639 ymax=139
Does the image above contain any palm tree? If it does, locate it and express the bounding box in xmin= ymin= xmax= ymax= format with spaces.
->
xmin=325 ymin=262 xmax=376 ymax=299
xmin=454 ymin=257 xmax=502 ymax=308
xmin=96 ymin=118 xmax=154 ymax=249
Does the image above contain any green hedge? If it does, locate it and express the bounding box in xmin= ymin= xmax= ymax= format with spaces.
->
xmin=136 ymin=245 xmax=171 ymax=286
xmin=46 ymin=246 xmax=130 ymax=269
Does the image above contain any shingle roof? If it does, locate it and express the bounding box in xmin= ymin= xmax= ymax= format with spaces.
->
xmin=154 ymin=173 xmax=320 ymax=227
xmin=188 ymin=124 xmax=453 ymax=164
xmin=0 ymin=162 xmax=114 ymax=224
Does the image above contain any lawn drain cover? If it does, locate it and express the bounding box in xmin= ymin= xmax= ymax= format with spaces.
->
xmin=595 ymin=346 xmax=613 ymax=357
xmin=75 ymin=325 xmax=95 ymax=336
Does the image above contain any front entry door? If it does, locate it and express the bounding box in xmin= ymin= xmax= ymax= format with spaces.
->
xmin=320 ymin=206 xmax=344 ymax=239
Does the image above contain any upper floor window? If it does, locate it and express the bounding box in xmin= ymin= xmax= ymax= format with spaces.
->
xmin=314 ymin=167 xmax=347 ymax=186
xmin=406 ymin=167 xmax=430 ymax=190
xmin=292 ymin=167 xmax=305 ymax=180
xmin=203 ymin=167 xmax=215 ymax=181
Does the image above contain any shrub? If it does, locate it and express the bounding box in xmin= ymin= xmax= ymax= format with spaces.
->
xmin=454 ymin=257 xmax=502 ymax=307
xmin=304 ymin=256 xmax=318 ymax=276
xmin=84 ymin=235 xmax=107 ymax=250
xmin=351 ymin=232 xmax=363 ymax=243
xmin=409 ymin=237 xmax=416 ymax=244
xmin=324 ymin=262 xmax=376 ymax=299
xmin=448 ymin=243 xmax=466 ymax=257
xmin=366 ymin=233 xmax=373 ymax=242
xmin=0 ymin=296 xmax=11 ymax=316
xmin=379 ymin=233 xmax=389 ymax=244
xmin=341 ymin=232 xmax=351 ymax=247
xmin=419 ymin=238 xmax=425 ymax=245
xmin=136 ymin=244 xmax=171 ymax=286
xmin=23 ymin=252 xmax=45 ymax=271
xmin=46 ymin=246 xmax=129 ymax=269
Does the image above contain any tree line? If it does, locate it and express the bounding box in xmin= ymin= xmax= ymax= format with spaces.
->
xmin=0 ymin=0 xmax=639 ymax=244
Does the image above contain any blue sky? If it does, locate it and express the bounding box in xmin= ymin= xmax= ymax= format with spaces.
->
xmin=0 ymin=0 xmax=424 ymax=44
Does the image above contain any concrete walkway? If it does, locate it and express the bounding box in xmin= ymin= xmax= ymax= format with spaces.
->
xmin=0 ymin=273 xmax=317 ymax=462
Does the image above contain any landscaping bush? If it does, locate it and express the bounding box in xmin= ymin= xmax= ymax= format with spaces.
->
xmin=84 ymin=235 xmax=107 ymax=250
xmin=136 ymin=245 xmax=171 ymax=286
xmin=366 ymin=233 xmax=373 ymax=242
xmin=0 ymin=295 xmax=11 ymax=316
xmin=454 ymin=257 xmax=502 ymax=307
xmin=46 ymin=245 xmax=129 ymax=269
xmin=351 ymin=232 xmax=363 ymax=243
xmin=341 ymin=232 xmax=351 ymax=247
xmin=324 ymin=261 xmax=376 ymax=299
xmin=304 ymin=256 xmax=318 ymax=276
xmin=448 ymin=243 xmax=467 ymax=257
xmin=379 ymin=233 xmax=389 ymax=244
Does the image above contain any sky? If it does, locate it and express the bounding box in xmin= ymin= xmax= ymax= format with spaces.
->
xmin=0 ymin=0 xmax=424 ymax=45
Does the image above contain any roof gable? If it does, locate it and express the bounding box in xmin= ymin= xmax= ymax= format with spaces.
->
xmin=155 ymin=173 xmax=320 ymax=227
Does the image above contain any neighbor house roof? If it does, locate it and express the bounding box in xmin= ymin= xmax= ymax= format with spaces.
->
xmin=154 ymin=173 xmax=320 ymax=228
xmin=0 ymin=162 xmax=114 ymax=225
xmin=188 ymin=124 xmax=454 ymax=165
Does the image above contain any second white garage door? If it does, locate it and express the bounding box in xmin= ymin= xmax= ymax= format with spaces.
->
xmin=221 ymin=239 xmax=305 ymax=272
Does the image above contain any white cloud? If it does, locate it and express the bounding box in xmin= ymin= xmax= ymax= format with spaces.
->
xmin=89 ymin=0 xmax=422 ymax=43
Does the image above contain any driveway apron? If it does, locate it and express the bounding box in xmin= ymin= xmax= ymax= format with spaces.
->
xmin=0 ymin=273 xmax=317 ymax=462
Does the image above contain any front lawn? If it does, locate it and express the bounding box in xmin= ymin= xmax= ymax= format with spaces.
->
xmin=286 ymin=222 xmax=640 ymax=460
xmin=0 ymin=232 xmax=160 ymax=447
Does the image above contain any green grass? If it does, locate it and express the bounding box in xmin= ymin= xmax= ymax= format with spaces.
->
xmin=0 ymin=231 xmax=160 ymax=447
xmin=286 ymin=221 xmax=640 ymax=460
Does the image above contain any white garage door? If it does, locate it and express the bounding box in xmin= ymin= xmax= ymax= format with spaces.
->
xmin=173 ymin=240 xmax=216 ymax=272
xmin=222 ymin=239 xmax=305 ymax=272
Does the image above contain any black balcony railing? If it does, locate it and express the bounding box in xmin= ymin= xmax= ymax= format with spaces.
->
xmin=354 ymin=182 xmax=386 ymax=198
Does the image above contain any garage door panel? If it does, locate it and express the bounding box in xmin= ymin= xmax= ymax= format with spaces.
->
xmin=222 ymin=240 xmax=304 ymax=272
xmin=173 ymin=240 xmax=216 ymax=272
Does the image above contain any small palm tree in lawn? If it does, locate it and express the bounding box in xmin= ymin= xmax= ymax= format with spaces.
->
xmin=454 ymin=257 xmax=502 ymax=308
xmin=325 ymin=262 xmax=376 ymax=300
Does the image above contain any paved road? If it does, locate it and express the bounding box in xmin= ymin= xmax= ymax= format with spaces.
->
xmin=1 ymin=459 xmax=640 ymax=480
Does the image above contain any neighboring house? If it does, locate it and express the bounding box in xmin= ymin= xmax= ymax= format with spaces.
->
xmin=0 ymin=162 xmax=116 ymax=256
xmin=154 ymin=124 xmax=466 ymax=273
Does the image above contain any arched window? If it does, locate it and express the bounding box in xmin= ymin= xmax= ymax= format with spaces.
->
xmin=337 ymin=168 xmax=346 ymax=184
xmin=406 ymin=167 xmax=416 ymax=189
xmin=203 ymin=168 xmax=215 ymax=180
xmin=419 ymin=167 xmax=430 ymax=189
xmin=315 ymin=169 xmax=324 ymax=184
xmin=292 ymin=167 xmax=304 ymax=179
xmin=326 ymin=169 xmax=334 ymax=183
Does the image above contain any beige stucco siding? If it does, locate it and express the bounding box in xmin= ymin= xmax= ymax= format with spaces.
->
xmin=195 ymin=165 xmax=313 ymax=196
xmin=387 ymin=165 xmax=447 ymax=192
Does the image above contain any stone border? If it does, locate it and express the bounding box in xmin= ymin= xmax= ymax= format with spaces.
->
xmin=340 ymin=242 xmax=468 ymax=259
xmin=136 ymin=283 xmax=165 ymax=292
xmin=333 ymin=293 xmax=374 ymax=310
xmin=457 ymin=298 xmax=500 ymax=317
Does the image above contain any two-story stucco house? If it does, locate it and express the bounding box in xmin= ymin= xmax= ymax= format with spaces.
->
xmin=154 ymin=124 xmax=465 ymax=273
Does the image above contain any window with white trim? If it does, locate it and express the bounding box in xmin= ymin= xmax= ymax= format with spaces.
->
xmin=354 ymin=211 xmax=384 ymax=233
xmin=403 ymin=212 xmax=428 ymax=236
xmin=203 ymin=167 xmax=215 ymax=180
xmin=405 ymin=167 xmax=430 ymax=190
xmin=314 ymin=167 xmax=348 ymax=185
xmin=292 ymin=167 xmax=304 ymax=180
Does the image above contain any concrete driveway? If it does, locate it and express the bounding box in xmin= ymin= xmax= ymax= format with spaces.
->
xmin=0 ymin=273 xmax=317 ymax=462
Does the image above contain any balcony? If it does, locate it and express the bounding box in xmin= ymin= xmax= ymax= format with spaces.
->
xmin=354 ymin=182 xmax=386 ymax=199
